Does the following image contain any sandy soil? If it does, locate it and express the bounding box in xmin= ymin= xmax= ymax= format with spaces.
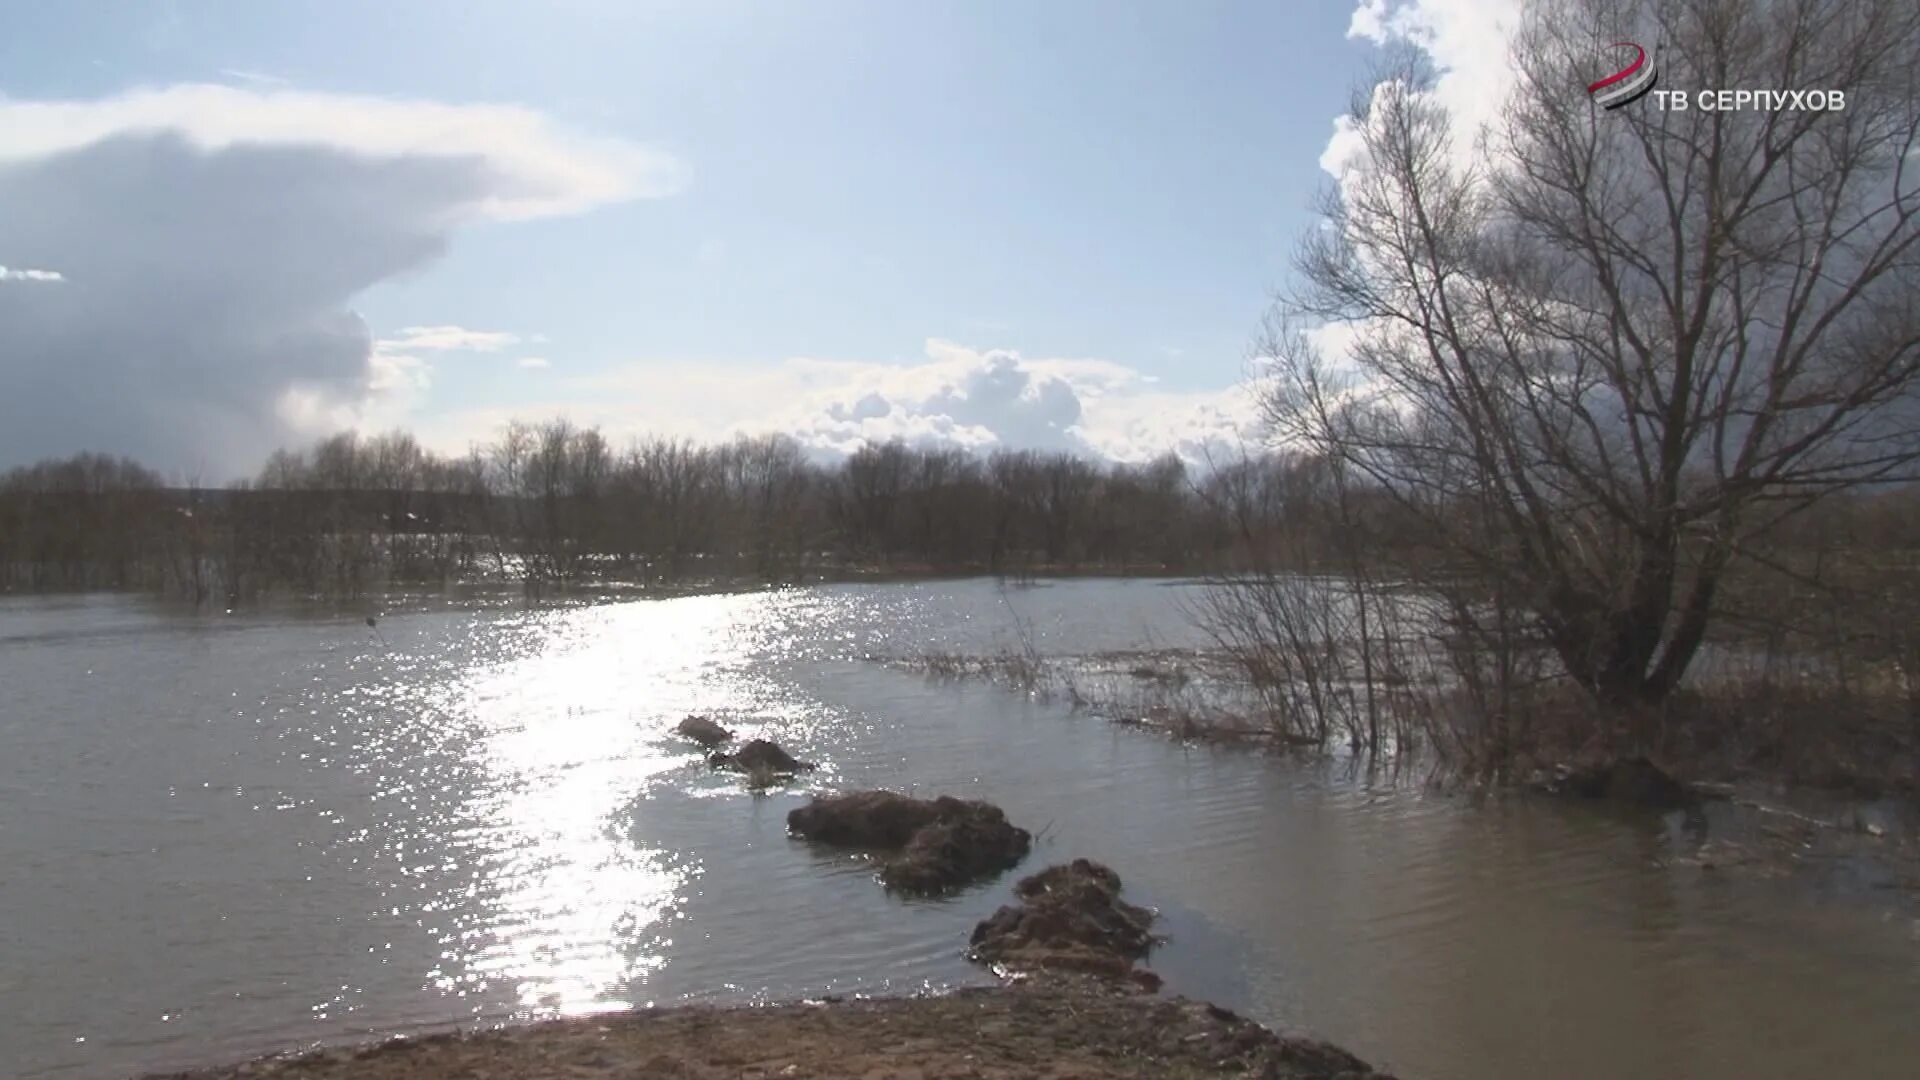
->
xmin=142 ymin=979 xmax=1394 ymax=1080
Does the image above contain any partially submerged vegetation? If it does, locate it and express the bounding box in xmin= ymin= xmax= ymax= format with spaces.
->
xmin=911 ymin=626 xmax=1918 ymax=800
xmin=910 ymin=646 xmax=1304 ymax=745
xmin=1197 ymin=0 xmax=1920 ymax=795
xmin=1189 ymin=559 xmax=1920 ymax=796
xmin=787 ymin=790 xmax=1033 ymax=895
xmin=1530 ymin=755 xmax=1692 ymax=810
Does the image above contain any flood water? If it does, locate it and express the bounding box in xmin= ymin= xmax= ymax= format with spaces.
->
xmin=2 ymin=579 xmax=1916 ymax=1079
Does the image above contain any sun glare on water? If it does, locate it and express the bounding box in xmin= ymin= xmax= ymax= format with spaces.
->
xmin=393 ymin=592 xmax=806 ymax=1017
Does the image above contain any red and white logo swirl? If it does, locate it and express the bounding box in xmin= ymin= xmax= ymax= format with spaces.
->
xmin=1588 ymin=42 xmax=1657 ymax=110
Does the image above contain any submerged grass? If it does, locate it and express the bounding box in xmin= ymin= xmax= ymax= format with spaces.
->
xmin=908 ymin=646 xmax=1306 ymax=748
xmin=907 ymin=640 xmax=1920 ymax=796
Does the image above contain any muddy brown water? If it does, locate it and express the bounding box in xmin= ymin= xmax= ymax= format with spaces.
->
xmin=1 ymin=579 xmax=1915 ymax=1079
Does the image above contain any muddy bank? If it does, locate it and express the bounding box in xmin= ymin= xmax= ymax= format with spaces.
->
xmin=144 ymin=979 xmax=1395 ymax=1079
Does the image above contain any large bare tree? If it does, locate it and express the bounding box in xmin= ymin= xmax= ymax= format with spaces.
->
xmin=1261 ymin=0 xmax=1920 ymax=710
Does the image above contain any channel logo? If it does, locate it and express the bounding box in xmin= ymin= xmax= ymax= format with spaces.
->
xmin=1587 ymin=41 xmax=1657 ymax=110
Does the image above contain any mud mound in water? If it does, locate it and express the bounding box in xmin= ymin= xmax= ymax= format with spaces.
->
xmin=884 ymin=807 xmax=1034 ymax=894
xmin=674 ymin=715 xmax=732 ymax=749
xmin=786 ymin=789 xmax=941 ymax=845
xmin=710 ymin=738 xmax=813 ymax=775
xmin=970 ymin=859 xmax=1160 ymax=988
xmin=787 ymin=791 xmax=1032 ymax=894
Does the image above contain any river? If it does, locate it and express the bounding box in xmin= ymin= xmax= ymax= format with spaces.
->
xmin=1 ymin=579 xmax=1915 ymax=1079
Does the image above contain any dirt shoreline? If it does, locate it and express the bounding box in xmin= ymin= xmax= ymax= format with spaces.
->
xmin=141 ymin=979 xmax=1394 ymax=1080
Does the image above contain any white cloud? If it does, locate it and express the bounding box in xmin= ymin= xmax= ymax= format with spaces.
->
xmin=1075 ymin=383 xmax=1262 ymax=466
xmin=217 ymin=68 xmax=290 ymax=88
xmin=0 ymin=84 xmax=681 ymax=475
xmin=389 ymin=325 xmax=520 ymax=352
xmin=1348 ymin=0 xmax=1394 ymax=43
xmin=516 ymin=356 xmax=551 ymax=369
xmin=1312 ymin=1 xmax=1525 ymax=375
xmin=0 ymin=265 xmax=63 ymax=283
xmin=404 ymin=339 xmax=1257 ymax=467
xmin=1323 ymin=0 xmax=1524 ymax=183
xmin=0 ymin=83 xmax=688 ymax=220
xmin=278 ymin=334 xmax=435 ymax=440
xmin=277 ymin=325 xmax=533 ymax=439
xmin=365 ymin=350 xmax=431 ymax=394
xmin=1305 ymin=320 xmax=1368 ymax=371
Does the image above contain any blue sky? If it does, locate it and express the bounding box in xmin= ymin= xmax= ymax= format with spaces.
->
xmin=0 ymin=1 xmax=1419 ymax=475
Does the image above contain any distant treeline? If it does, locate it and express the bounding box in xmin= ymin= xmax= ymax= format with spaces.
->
xmin=0 ymin=421 xmax=1373 ymax=600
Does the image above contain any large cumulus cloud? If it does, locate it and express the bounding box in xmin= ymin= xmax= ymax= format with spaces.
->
xmin=1323 ymin=0 xmax=1523 ymax=182
xmin=1296 ymin=1 xmax=1524 ymax=386
xmin=798 ymin=340 xmax=1258 ymax=463
xmin=0 ymin=85 xmax=683 ymax=475
xmin=804 ymin=342 xmax=1099 ymax=456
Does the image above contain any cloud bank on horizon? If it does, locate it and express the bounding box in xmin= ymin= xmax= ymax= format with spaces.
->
xmin=406 ymin=338 xmax=1262 ymax=468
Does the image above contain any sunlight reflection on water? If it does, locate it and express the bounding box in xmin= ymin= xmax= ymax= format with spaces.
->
xmin=376 ymin=593 xmax=820 ymax=1017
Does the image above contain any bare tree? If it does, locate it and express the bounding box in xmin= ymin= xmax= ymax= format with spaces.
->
xmin=1261 ymin=0 xmax=1920 ymax=715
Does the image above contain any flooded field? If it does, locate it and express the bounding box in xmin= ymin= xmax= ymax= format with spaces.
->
xmin=2 ymin=579 xmax=1916 ymax=1079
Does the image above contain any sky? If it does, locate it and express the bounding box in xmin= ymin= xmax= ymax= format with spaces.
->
xmin=0 ymin=0 xmax=1518 ymax=479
